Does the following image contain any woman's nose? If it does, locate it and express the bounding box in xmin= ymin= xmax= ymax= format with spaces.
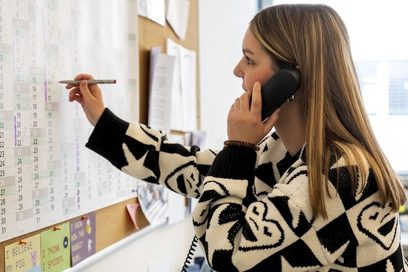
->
xmin=233 ymin=62 xmax=243 ymax=78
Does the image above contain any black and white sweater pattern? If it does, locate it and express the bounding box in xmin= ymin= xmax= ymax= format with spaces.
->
xmin=86 ymin=108 xmax=407 ymax=272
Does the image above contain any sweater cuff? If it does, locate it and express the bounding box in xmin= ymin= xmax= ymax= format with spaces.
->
xmin=85 ymin=108 xmax=129 ymax=157
xmin=207 ymin=146 xmax=256 ymax=181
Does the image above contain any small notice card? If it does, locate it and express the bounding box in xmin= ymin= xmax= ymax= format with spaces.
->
xmin=126 ymin=203 xmax=140 ymax=230
xmin=70 ymin=213 xmax=96 ymax=266
xmin=4 ymin=234 xmax=41 ymax=272
xmin=40 ymin=223 xmax=70 ymax=272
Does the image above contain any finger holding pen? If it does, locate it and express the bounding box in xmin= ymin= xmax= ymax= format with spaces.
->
xmin=65 ymin=73 xmax=105 ymax=127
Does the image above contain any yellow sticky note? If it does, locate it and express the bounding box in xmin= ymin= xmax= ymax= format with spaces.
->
xmin=4 ymin=234 xmax=41 ymax=272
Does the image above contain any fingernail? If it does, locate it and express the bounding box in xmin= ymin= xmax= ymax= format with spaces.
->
xmin=81 ymin=80 xmax=87 ymax=87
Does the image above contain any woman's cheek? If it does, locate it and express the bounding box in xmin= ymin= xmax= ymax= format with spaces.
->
xmin=244 ymin=79 xmax=254 ymax=92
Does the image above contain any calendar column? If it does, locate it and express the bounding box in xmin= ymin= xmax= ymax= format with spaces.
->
xmin=45 ymin=101 xmax=62 ymax=222
xmin=59 ymin=116 xmax=76 ymax=216
xmin=0 ymin=4 xmax=16 ymax=239
xmin=29 ymin=2 xmax=49 ymax=228
xmin=14 ymin=91 xmax=33 ymax=235
xmin=14 ymin=0 xmax=34 ymax=235
xmin=43 ymin=0 xmax=65 ymax=223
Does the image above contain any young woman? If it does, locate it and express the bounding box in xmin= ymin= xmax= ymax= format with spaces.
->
xmin=66 ymin=4 xmax=407 ymax=271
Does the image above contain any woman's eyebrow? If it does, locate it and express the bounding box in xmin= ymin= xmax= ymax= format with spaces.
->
xmin=243 ymin=48 xmax=254 ymax=55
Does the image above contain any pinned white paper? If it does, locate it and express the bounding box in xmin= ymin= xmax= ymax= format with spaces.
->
xmin=166 ymin=38 xmax=197 ymax=131
xmin=138 ymin=0 xmax=166 ymax=26
xmin=148 ymin=49 xmax=176 ymax=132
xmin=166 ymin=0 xmax=190 ymax=40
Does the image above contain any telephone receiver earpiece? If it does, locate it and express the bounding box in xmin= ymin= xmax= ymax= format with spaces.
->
xmin=260 ymin=68 xmax=300 ymax=121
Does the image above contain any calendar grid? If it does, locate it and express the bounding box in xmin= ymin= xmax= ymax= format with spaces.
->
xmin=0 ymin=0 xmax=139 ymax=242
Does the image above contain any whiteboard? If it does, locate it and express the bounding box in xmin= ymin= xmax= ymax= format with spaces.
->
xmin=0 ymin=0 xmax=139 ymax=242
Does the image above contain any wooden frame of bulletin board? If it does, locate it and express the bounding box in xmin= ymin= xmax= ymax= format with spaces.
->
xmin=0 ymin=0 xmax=199 ymax=270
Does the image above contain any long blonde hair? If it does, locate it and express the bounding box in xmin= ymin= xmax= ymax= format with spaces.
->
xmin=250 ymin=4 xmax=406 ymax=218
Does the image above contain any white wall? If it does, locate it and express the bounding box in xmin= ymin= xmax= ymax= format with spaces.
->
xmin=199 ymin=0 xmax=258 ymax=149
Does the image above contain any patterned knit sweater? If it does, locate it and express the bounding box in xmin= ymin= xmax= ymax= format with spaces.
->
xmin=86 ymin=108 xmax=407 ymax=272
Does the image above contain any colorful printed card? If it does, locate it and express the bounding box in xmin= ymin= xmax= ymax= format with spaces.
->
xmin=4 ymin=234 xmax=41 ymax=272
xmin=40 ymin=223 xmax=70 ymax=272
xmin=70 ymin=213 xmax=96 ymax=266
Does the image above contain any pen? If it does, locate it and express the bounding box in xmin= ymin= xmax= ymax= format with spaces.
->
xmin=58 ymin=79 xmax=117 ymax=85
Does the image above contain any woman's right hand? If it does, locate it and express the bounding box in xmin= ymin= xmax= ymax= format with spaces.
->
xmin=66 ymin=74 xmax=105 ymax=126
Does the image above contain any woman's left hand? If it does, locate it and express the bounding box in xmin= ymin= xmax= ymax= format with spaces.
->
xmin=227 ymin=82 xmax=280 ymax=145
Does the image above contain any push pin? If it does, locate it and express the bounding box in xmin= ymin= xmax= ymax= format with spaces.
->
xmin=53 ymin=226 xmax=61 ymax=231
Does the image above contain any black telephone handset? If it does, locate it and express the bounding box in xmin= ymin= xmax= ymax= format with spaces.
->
xmin=261 ymin=68 xmax=300 ymax=121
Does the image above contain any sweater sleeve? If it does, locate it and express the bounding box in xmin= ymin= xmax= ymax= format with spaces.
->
xmin=85 ymin=108 xmax=217 ymax=197
xmin=192 ymin=146 xmax=328 ymax=271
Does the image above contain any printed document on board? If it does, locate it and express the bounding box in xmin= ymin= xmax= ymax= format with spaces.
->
xmin=148 ymin=48 xmax=176 ymax=132
xmin=166 ymin=38 xmax=197 ymax=131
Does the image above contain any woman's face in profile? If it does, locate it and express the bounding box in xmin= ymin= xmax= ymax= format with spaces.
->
xmin=233 ymin=28 xmax=278 ymax=93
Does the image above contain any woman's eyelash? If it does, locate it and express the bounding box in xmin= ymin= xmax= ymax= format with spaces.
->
xmin=245 ymin=56 xmax=254 ymax=64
